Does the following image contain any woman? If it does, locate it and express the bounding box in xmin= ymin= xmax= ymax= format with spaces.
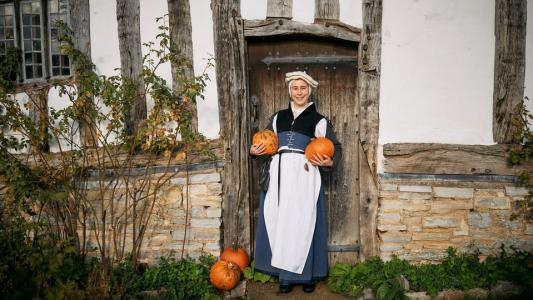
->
xmin=249 ymin=71 xmax=342 ymax=293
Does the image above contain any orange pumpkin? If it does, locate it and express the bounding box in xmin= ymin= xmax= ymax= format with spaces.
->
xmin=252 ymin=129 xmax=278 ymax=155
xmin=305 ymin=137 xmax=335 ymax=161
xmin=209 ymin=260 xmax=241 ymax=290
xmin=220 ymin=247 xmax=249 ymax=271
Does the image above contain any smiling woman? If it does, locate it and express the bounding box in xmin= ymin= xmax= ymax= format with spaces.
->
xmin=249 ymin=70 xmax=342 ymax=294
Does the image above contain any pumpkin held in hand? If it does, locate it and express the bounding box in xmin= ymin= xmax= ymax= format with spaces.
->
xmin=305 ymin=137 xmax=335 ymax=161
xmin=210 ymin=260 xmax=241 ymax=290
xmin=252 ymin=129 xmax=278 ymax=155
xmin=221 ymin=247 xmax=249 ymax=271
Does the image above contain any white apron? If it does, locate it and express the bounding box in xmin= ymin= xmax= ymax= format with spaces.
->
xmin=263 ymin=152 xmax=322 ymax=274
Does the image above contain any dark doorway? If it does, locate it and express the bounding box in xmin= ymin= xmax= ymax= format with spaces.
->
xmin=247 ymin=35 xmax=361 ymax=264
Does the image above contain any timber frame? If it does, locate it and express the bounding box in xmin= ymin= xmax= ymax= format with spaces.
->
xmin=214 ymin=0 xmax=381 ymax=261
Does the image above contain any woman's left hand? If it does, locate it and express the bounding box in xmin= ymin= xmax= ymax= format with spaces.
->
xmin=309 ymin=154 xmax=333 ymax=167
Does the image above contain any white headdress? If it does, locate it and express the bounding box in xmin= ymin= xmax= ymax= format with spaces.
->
xmin=285 ymin=71 xmax=318 ymax=88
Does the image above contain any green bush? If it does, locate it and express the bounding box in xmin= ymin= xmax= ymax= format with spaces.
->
xmin=132 ymin=255 xmax=219 ymax=300
xmin=328 ymin=247 xmax=533 ymax=299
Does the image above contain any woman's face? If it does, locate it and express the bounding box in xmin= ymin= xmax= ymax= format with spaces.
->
xmin=290 ymin=79 xmax=310 ymax=108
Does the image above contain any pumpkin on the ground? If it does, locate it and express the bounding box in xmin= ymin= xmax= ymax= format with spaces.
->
xmin=210 ymin=260 xmax=241 ymax=290
xmin=305 ymin=137 xmax=335 ymax=161
xmin=221 ymin=247 xmax=249 ymax=271
xmin=252 ymin=129 xmax=278 ymax=155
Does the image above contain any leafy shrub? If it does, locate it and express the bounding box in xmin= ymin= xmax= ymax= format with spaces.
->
xmin=243 ymin=261 xmax=277 ymax=283
xmin=328 ymin=247 xmax=533 ymax=298
xmin=132 ymin=255 xmax=220 ymax=300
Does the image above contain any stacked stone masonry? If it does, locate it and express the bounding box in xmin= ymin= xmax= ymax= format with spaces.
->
xmin=83 ymin=168 xmax=223 ymax=265
xmin=378 ymin=180 xmax=533 ymax=262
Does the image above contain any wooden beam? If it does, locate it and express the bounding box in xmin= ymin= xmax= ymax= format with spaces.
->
xmin=493 ymin=0 xmax=527 ymax=143
xmin=167 ymin=0 xmax=198 ymax=133
xmin=358 ymin=0 xmax=382 ymax=260
xmin=69 ymin=0 xmax=96 ymax=147
xmin=244 ymin=19 xmax=360 ymax=42
xmin=211 ymin=0 xmax=251 ymax=253
xmin=116 ymin=0 xmax=147 ymax=136
xmin=383 ymin=143 xmax=533 ymax=176
xmin=315 ymin=0 xmax=339 ymax=21
xmin=267 ymin=0 xmax=292 ymax=19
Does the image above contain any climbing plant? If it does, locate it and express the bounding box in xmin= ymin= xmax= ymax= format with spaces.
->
xmin=509 ymin=96 xmax=533 ymax=221
xmin=0 ymin=17 xmax=213 ymax=270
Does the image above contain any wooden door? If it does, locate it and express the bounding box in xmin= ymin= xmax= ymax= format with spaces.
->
xmin=247 ymin=36 xmax=360 ymax=264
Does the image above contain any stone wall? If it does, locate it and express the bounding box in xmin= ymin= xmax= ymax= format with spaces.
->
xmin=377 ymin=175 xmax=533 ymax=262
xmin=83 ymin=162 xmax=223 ymax=265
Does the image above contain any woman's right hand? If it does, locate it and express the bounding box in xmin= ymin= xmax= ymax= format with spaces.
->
xmin=250 ymin=143 xmax=266 ymax=156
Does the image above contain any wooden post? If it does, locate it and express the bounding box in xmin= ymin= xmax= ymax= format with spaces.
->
xmin=211 ymin=0 xmax=251 ymax=252
xmin=116 ymin=0 xmax=147 ymax=136
xmin=167 ymin=0 xmax=198 ymax=133
xmin=267 ymin=0 xmax=292 ymax=19
xmin=69 ymin=0 xmax=96 ymax=147
xmin=358 ymin=0 xmax=382 ymax=260
xmin=493 ymin=0 xmax=527 ymax=143
xmin=315 ymin=0 xmax=339 ymax=21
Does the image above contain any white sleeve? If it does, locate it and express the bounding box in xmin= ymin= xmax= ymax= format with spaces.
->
xmin=314 ymin=118 xmax=327 ymax=138
xmin=272 ymin=114 xmax=278 ymax=134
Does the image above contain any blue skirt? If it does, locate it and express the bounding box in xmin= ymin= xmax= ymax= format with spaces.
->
xmin=254 ymin=188 xmax=328 ymax=284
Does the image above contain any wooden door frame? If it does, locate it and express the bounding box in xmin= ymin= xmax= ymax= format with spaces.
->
xmin=241 ymin=18 xmax=383 ymax=260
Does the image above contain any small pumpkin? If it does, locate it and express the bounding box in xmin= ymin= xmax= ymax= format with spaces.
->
xmin=305 ymin=137 xmax=335 ymax=161
xmin=210 ymin=260 xmax=241 ymax=290
xmin=221 ymin=247 xmax=249 ymax=271
xmin=252 ymin=129 xmax=278 ymax=155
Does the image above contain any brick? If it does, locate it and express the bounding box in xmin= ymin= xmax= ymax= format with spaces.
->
xmin=377 ymin=224 xmax=407 ymax=231
xmin=380 ymin=183 xmax=398 ymax=191
xmin=526 ymin=224 xmax=533 ymax=235
xmin=378 ymin=213 xmax=401 ymax=222
xmin=171 ymin=228 xmax=192 ymax=241
xmin=412 ymin=232 xmax=451 ymax=241
xmin=192 ymin=228 xmax=220 ymax=240
xmin=423 ymin=217 xmax=461 ymax=228
xmin=380 ymin=233 xmax=412 ymax=243
xmin=191 ymin=207 xmax=206 ymax=218
xmin=381 ymin=200 xmax=429 ymax=212
xmin=475 ymin=198 xmax=510 ymax=210
xmin=380 ymin=244 xmax=403 ymax=252
xmin=504 ymin=186 xmax=530 ymax=197
xmin=430 ymin=199 xmax=473 ymax=214
xmin=434 ymin=187 xmax=473 ymax=199
xmin=204 ymin=242 xmax=220 ymax=251
xmin=206 ymin=207 xmax=222 ymax=218
xmin=475 ymin=188 xmax=505 ymax=198
xmin=399 ymin=192 xmax=432 ymax=200
xmin=468 ymin=212 xmax=492 ymax=228
xmin=191 ymin=218 xmax=221 ymax=228
xmin=399 ymin=185 xmax=432 ymax=193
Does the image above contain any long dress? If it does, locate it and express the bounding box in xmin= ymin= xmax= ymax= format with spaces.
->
xmin=253 ymin=102 xmax=342 ymax=284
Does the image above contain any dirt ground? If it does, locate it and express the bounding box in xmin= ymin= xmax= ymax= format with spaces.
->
xmin=244 ymin=281 xmax=352 ymax=300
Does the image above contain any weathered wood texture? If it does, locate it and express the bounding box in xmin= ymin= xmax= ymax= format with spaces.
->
xmin=211 ymin=0 xmax=251 ymax=252
xmin=69 ymin=0 xmax=96 ymax=147
xmin=167 ymin=0 xmax=198 ymax=133
xmin=493 ymin=0 xmax=527 ymax=143
xmin=315 ymin=0 xmax=339 ymax=20
xmin=28 ymin=88 xmax=50 ymax=153
xmin=116 ymin=0 xmax=146 ymax=136
xmin=358 ymin=0 xmax=382 ymax=260
xmin=383 ymin=143 xmax=533 ymax=176
xmin=244 ymin=19 xmax=360 ymax=42
xmin=247 ymin=37 xmax=360 ymax=264
xmin=267 ymin=0 xmax=292 ymax=19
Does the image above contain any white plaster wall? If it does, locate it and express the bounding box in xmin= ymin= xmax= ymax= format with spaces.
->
xmin=525 ymin=0 xmax=533 ymax=126
xmin=379 ymin=0 xmax=495 ymax=145
xmin=87 ymin=0 xmax=219 ymax=139
xmin=241 ymin=0 xmax=362 ymax=27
